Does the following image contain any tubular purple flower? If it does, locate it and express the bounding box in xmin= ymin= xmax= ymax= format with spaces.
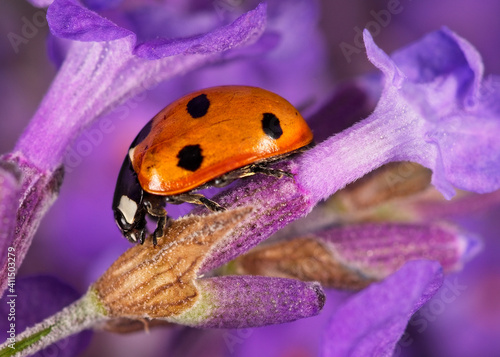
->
xmin=17 ymin=1 xmax=267 ymax=171
xmin=297 ymin=28 xmax=500 ymax=202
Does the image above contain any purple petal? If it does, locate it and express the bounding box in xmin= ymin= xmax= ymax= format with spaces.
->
xmin=426 ymin=109 xmax=500 ymax=196
xmin=134 ymin=3 xmax=267 ymax=59
xmin=47 ymin=0 xmax=133 ymax=41
xmin=321 ymin=260 xmax=443 ymax=357
xmin=365 ymin=29 xmax=500 ymax=196
xmin=170 ymin=276 xmax=325 ymax=328
xmin=391 ymin=27 xmax=483 ymax=100
xmin=0 ymin=275 xmax=92 ymax=356
xmin=47 ymin=0 xmax=267 ymax=58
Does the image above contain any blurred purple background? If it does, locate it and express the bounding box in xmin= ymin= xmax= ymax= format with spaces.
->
xmin=1 ymin=0 xmax=500 ymax=356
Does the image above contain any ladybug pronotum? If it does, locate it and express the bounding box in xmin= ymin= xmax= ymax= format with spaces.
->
xmin=112 ymin=86 xmax=313 ymax=245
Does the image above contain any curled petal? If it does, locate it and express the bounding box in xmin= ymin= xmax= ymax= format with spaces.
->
xmin=134 ymin=3 xmax=267 ymax=59
xmin=365 ymin=28 xmax=500 ymax=197
xmin=48 ymin=0 xmax=133 ymax=41
xmin=48 ymin=0 xmax=267 ymax=59
xmin=170 ymin=276 xmax=325 ymax=328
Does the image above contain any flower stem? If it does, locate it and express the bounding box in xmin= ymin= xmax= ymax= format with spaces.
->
xmin=0 ymin=289 xmax=107 ymax=357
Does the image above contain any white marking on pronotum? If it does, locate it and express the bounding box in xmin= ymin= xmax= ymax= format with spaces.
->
xmin=118 ymin=195 xmax=138 ymax=224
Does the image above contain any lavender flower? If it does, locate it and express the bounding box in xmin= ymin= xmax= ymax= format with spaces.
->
xmin=0 ymin=0 xmax=268 ymax=292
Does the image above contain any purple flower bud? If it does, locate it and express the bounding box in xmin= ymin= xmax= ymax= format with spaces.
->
xmin=171 ymin=276 xmax=324 ymax=328
xmin=315 ymin=222 xmax=481 ymax=281
xmin=229 ymin=222 xmax=480 ymax=290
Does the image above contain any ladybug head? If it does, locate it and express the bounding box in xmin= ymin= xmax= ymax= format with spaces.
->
xmin=112 ymin=119 xmax=154 ymax=244
xmin=113 ymin=199 xmax=146 ymax=244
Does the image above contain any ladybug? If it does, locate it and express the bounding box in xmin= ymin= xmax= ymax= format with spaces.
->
xmin=112 ymin=86 xmax=313 ymax=245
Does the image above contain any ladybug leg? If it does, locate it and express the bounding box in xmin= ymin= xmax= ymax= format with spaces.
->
xmin=143 ymin=193 xmax=169 ymax=246
xmin=152 ymin=216 xmax=168 ymax=246
xmin=173 ymin=193 xmax=226 ymax=212
xmin=210 ymin=163 xmax=294 ymax=185
xmin=198 ymin=196 xmax=226 ymax=212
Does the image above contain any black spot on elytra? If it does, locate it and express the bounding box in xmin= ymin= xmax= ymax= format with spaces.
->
xmin=187 ymin=94 xmax=210 ymax=118
xmin=262 ymin=113 xmax=283 ymax=139
xmin=177 ymin=145 xmax=204 ymax=171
